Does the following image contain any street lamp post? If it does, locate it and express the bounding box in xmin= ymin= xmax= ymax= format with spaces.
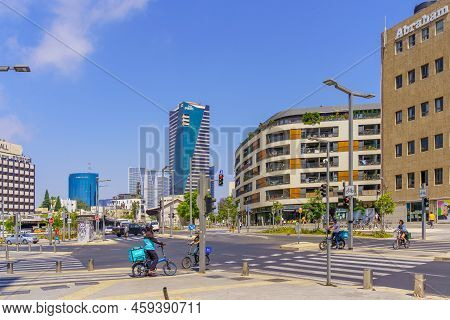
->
xmin=323 ymin=79 xmax=375 ymax=250
xmin=161 ymin=166 xmax=170 ymax=235
xmin=189 ymin=157 xmax=193 ymax=237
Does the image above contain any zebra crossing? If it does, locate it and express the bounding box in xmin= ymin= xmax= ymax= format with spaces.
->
xmin=356 ymin=239 xmax=450 ymax=253
xmin=214 ymin=251 xmax=431 ymax=285
xmin=0 ymin=256 xmax=85 ymax=273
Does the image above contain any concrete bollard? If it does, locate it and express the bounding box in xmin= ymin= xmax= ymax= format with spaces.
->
xmin=241 ymin=261 xmax=250 ymax=276
xmin=163 ymin=287 xmax=170 ymax=300
xmin=87 ymin=259 xmax=94 ymax=271
xmin=16 ymin=244 xmax=19 ymax=252
xmin=28 ymin=244 xmax=31 ymax=252
xmin=56 ymin=261 xmax=62 ymax=273
xmin=7 ymin=262 xmax=13 ymax=274
xmin=363 ymin=268 xmax=373 ymax=290
xmin=53 ymin=243 xmax=56 ymax=253
xmin=413 ymin=273 xmax=426 ymax=298
xmin=5 ymin=245 xmax=9 ymax=260
xmin=39 ymin=245 xmax=42 ymax=253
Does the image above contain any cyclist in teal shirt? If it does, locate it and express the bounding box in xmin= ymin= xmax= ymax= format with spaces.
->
xmin=143 ymin=225 xmax=164 ymax=276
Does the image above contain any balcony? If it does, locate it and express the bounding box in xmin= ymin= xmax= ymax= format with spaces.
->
xmin=266 ymin=190 xmax=290 ymax=201
xmin=266 ymin=161 xmax=289 ymax=172
xmin=267 ymin=132 xmax=289 ymax=144
xmin=359 ymin=172 xmax=381 ymax=181
xmin=358 ymin=154 xmax=381 ymax=166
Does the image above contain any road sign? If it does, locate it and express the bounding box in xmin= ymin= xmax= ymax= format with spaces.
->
xmin=188 ymin=224 xmax=196 ymax=231
xmin=49 ymin=218 xmax=54 ymax=224
xmin=419 ymin=188 xmax=427 ymax=198
xmin=67 ymin=218 xmax=72 ymax=224
xmin=344 ymin=185 xmax=356 ymax=197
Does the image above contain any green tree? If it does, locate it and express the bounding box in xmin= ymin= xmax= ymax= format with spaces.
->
xmin=130 ymin=201 xmax=140 ymax=221
xmin=374 ymin=192 xmax=395 ymax=231
xmin=217 ymin=196 xmax=238 ymax=226
xmin=303 ymin=190 xmax=326 ymax=229
xmin=76 ymin=200 xmax=90 ymax=211
xmin=302 ymin=112 xmax=322 ymax=125
xmin=41 ymin=190 xmax=51 ymax=210
xmin=4 ymin=216 xmax=15 ymax=233
xmin=54 ymin=196 xmax=62 ymax=211
xmin=271 ymin=201 xmax=283 ymax=226
xmin=176 ymin=190 xmax=200 ymax=223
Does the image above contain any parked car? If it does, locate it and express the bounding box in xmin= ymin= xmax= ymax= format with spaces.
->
xmin=6 ymin=234 xmax=39 ymax=245
xmin=148 ymin=221 xmax=160 ymax=232
xmin=128 ymin=223 xmax=146 ymax=236
xmin=104 ymin=226 xmax=114 ymax=235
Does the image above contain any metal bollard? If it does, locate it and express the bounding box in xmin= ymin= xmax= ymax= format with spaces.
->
xmin=28 ymin=244 xmax=31 ymax=252
xmin=241 ymin=261 xmax=250 ymax=276
xmin=413 ymin=273 xmax=426 ymax=298
xmin=39 ymin=245 xmax=42 ymax=253
xmin=7 ymin=262 xmax=13 ymax=274
xmin=163 ymin=287 xmax=170 ymax=300
xmin=16 ymin=244 xmax=19 ymax=252
xmin=53 ymin=243 xmax=56 ymax=253
xmin=56 ymin=261 xmax=62 ymax=273
xmin=363 ymin=268 xmax=373 ymax=290
xmin=87 ymin=259 xmax=94 ymax=271
xmin=5 ymin=245 xmax=9 ymax=260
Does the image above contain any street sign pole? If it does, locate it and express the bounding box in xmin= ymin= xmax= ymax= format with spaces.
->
xmin=420 ymin=185 xmax=426 ymax=240
xmin=62 ymin=212 xmax=66 ymax=242
xmin=326 ymin=141 xmax=332 ymax=286
xmin=198 ymin=172 xmax=208 ymax=274
xmin=348 ymin=93 xmax=354 ymax=250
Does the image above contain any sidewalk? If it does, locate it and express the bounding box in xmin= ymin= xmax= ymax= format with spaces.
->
xmin=0 ymin=269 xmax=443 ymax=300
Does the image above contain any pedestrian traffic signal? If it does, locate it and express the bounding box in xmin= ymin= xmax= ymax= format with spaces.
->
xmin=218 ymin=172 xmax=224 ymax=186
xmin=344 ymin=196 xmax=351 ymax=208
xmin=320 ymin=184 xmax=327 ymax=198
xmin=205 ymin=195 xmax=216 ymax=214
xmin=423 ymin=197 xmax=429 ymax=208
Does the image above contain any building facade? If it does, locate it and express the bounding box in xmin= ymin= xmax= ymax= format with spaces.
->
xmin=128 ymin=168 xmax=170 ymax=210
xmin=169 ymin=102 xmax=210 ymax=195
xmin=234 ymin=105 xmax=381 ymax=223
xmin=60 ymin=199 xmax=77 ymax=213
xmin=381 ymin=0 xmax=449 ymax=222
xmin=68 ymin=173 xmax=98 ymax=207
xmin=0 ymin=140 xmax=35 ymax=216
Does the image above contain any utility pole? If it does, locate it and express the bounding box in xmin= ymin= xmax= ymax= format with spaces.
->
xmin=325 ymin=141 xmax=332 ymax=286
xmin=189 ymin=157 xmax=193 ymax=237
xmin=1 ymin=197 xmax=4 ymax=241
xmin=161 ymin=167 xmax=169 ymax=235
xmin=62 ymin=212 xmax=66 ymax=242
xmin=420 ymin=184 xmax=427 ymax=240
xmin=197 ymin=172 xmax=208 ymax=274
xmin=170 ymin=169 xmax=174 ymax=238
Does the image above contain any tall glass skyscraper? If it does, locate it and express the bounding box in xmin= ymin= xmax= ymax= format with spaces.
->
xmin=68 ymin=173 xmax=98 ymax=206
xmin=128 ymin=168 xmax=170 ymax=209
xmin=169 ymin=102 xmax=210 ymax=195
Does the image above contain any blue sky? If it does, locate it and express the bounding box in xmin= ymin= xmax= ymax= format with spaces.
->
xmin=0 ymin=0 xmax=420 ymax=204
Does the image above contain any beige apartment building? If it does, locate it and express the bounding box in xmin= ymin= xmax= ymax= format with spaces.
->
xmin=234 ymin=104 xmax=381 ymax=224
xmin=382 ymin=0 xmax=449 ymax=222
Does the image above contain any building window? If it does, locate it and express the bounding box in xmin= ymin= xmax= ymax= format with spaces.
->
xmin=421 ymin=137 xmax=429 ymax=152
xmin=408 ymin=69 xmax=416 ymax=84
xmin=408 ymin=34 xmax=416 ymax=48
xmin=421 ymin=102 xmax=429 ymax=117
xmin=395 ymin=143 xmax=402 ymax=157
xmin=435 ymin=57 xmax=444 ymax=73
xmin=435 ymin=168 xmax=443 ymax=185
xmin=395 ymin=75 xmax=403 ymax=89
xmin=435 ymin=133 xmax=443 ymax=149
xmin=435 ymin=97 xmax=444 ymax=112
xmin=407 ymin=172 xmax=415 ymax=189
xmin=395 ymin=110 xmax=403 ymax=124
xmin=422 ymin=27 xmax=429 ymax=41
xmin=395 ymin=40 xmax=403 ymax=54
xmin=421 ymin=170 xmax=428 ymax=186
xmin=421 ymin=64 xmax=429 ymax=79
xmin=407 ymin=140 xmax=415 ymax=155
xmin=395 ymin=174 xmax=402 ymax=190
xmin=436 ymin=19 xmax=444 ymax=34
xmin=407 ymin=106 xmax=415 ymax=121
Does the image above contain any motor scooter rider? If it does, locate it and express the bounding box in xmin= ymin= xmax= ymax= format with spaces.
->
xmin=329 ymin=219 xmax=341 ymax=249
xmin=143 ymin=225 xmax=164 ymax=276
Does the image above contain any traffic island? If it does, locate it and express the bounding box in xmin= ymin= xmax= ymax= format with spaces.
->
xmin=280 ymin=242 xmax=319 ymax=251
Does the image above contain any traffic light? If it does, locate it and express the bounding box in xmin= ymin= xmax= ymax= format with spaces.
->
xmin=218 ymin=171 xmax=224 ymax=186
xmin=320 ymin=184 xmax=327 ymax=198
xmin=344 ymin=196 xmax=351 ymax=208
xmin=205 ymin=195 xmax=216 ymax=214
xmin=423 ymin=197 xmax=429 ymax=208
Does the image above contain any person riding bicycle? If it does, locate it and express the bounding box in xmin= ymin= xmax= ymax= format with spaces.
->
xmin=143 ymin=225 xmax=164 ymax=277
xmin=189 ymin=231 xmax=200 ymax=264
xmin=328 ymin=219 xmax=341 ymax=249
xmin=396 ymin=220 xmax=408 ymax=242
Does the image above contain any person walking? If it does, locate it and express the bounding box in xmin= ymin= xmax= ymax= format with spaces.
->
xmin=428 ymin=212 xmax=435 ymax=228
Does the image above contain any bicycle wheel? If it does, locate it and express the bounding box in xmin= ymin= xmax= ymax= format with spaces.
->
xmin=181 ymin=257 xmax=192 ymax=269
xmin=163 ymin=261 xmax=177 ymax=276
xmin=319 ymin=240 xmax=327 ymax=251
xmin=132 ymin=262 xmax=148 ymax=278
xmin=404 ymin=240 xmax=410 ymax=249
xmin=392 ymin=239 xmax=399 ymax=250
xmin=206 ymin=255 xmax=211 ymax=266
xmin=338 ymin=240 xmax=345 ymax=249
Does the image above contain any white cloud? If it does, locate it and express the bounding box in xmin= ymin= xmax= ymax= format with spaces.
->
xmin=0 ymin=114 xmax=29 ymax=141
xmin=26 ymin=0 xmax=150 ymax=73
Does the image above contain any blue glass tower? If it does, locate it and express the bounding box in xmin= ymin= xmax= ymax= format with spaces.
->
xmin=68 ymin=173 xmax=98 ymax=206
xmin=169 ymin=102 xmax=210 ymax=195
